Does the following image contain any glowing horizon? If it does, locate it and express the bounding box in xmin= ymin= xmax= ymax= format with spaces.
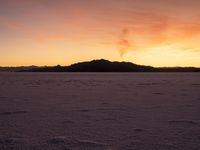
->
xmin=0 ymin=0 xmax=200 ymax=67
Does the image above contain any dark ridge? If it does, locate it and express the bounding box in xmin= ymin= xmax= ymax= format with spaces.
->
xmin=1 ymin=59 xmax=200 ymax=72
xmin=65 ymin=59 xmax=155 ymax=72
xmin=0 ymin=66 xmax=38 ymax=72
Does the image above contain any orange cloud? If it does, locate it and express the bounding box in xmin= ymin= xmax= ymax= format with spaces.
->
xmin=114 ymin=10 xmax=200 ymax=56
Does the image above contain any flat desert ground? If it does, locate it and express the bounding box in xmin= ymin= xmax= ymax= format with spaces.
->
xmin=0 ymin=73 xmax=200 ymax=150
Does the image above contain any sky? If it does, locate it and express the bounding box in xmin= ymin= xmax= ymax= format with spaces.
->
xmin=0 ymin=0 xmax=200 ymax=67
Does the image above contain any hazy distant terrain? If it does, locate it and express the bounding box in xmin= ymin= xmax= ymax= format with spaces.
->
xmin=0 ymin=66 xmax=38 ymax=72
xmin=0 ymin=72 xmax=200 ymax=150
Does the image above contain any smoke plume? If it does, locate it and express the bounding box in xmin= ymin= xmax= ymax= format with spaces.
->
xmin=118 ymin=28 xmax=131 ymax=57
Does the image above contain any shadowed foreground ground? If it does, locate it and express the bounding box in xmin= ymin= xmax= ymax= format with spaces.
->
xmin=0 ymin=73 xmax=200 ymax=150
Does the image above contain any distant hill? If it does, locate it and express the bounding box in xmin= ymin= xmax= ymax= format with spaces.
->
xmin=14 ymin=59 xmax=200 ymax=72
xmin=66 ymin=59 xmax=156 ymax=72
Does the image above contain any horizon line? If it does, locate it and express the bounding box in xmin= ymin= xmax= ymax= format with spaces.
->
xmin=0 ymin=59 xmax=200 ymax=68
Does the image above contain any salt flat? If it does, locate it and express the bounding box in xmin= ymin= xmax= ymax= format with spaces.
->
xmin=0 ymin=73 xmax=200 ymax=150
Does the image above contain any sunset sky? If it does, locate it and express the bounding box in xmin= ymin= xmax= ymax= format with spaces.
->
xmin=0 ymin=0 xmax=200 ymax=67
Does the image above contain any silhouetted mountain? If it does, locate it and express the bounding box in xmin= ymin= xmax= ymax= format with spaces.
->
xmin=64 ymin=59 xmax=155 ymax=72
xmin=16 ymin=59 xmax=200 ymax=72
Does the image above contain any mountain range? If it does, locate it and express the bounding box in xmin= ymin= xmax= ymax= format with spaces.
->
xmin=0 ymin=59 xmax=200 ymax=72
